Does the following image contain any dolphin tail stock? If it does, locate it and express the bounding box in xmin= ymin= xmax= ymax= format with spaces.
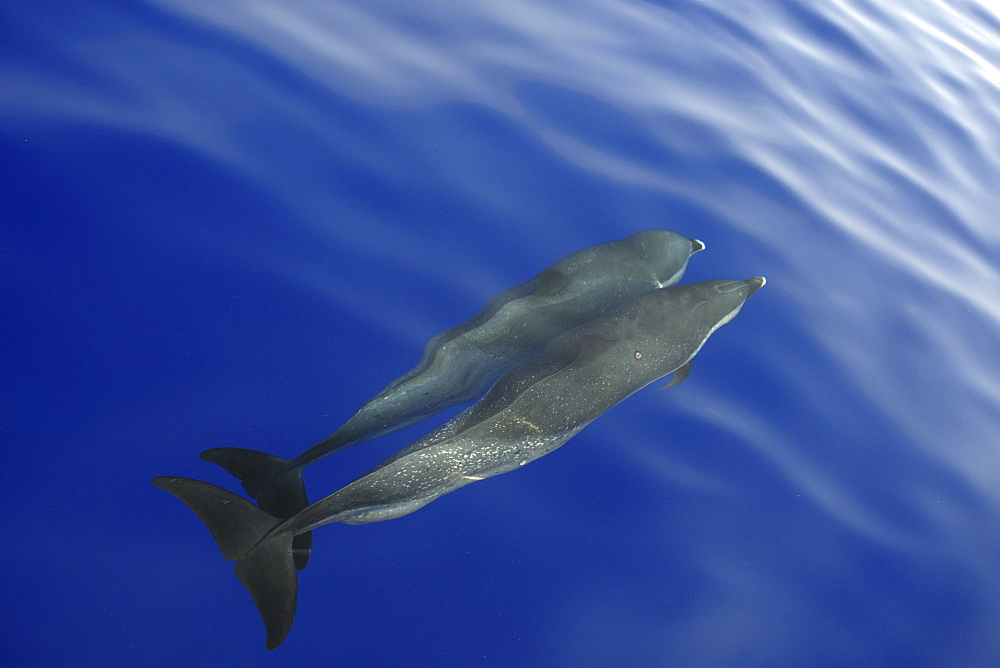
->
xmin=199 ymin=446 xmax=313 ymax=569
xmin=152 ymin=476 xmax=299 ymax=650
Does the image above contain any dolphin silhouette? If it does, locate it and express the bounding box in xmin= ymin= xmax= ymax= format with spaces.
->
xmin=154 ymin=276 xmax=764 ymax=649
xmin=201 ymin=230 xmax=703 ymax=567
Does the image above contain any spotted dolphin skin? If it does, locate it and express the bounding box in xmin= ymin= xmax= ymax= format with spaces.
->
xmin=154 ymin=276 xmax=763 ymax=649
xmin=200 ymin=230 xmax=703 ymax=567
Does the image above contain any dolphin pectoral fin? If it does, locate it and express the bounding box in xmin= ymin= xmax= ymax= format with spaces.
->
xmin=532 ymin=267 xmax=571 ymax=298
xmin=661 ymin=360 xmax=692 ymax=389
xmin=153 ymin=476 xmax=298 ymax=650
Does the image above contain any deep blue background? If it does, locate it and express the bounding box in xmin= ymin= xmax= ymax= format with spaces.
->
xmin=4 ymin=0 xmax=1000 ymax=665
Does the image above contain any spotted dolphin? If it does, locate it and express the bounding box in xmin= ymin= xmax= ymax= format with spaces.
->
xmin=201 ymin=230 xmax=703 ymax=566
xmin=154 ymin=276 xmax=764 ymax=649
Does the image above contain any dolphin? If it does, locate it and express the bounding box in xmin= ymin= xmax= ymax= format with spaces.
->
xmin=154 ymin=276 xmax=764 ymax=649
xmin=201 ymin=230 xmax=703 ymax=567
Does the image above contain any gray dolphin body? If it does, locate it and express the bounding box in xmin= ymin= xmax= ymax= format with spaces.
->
xmin=154 ymin=276 xmax=764 ymax=649
xmin=200 ymin=230 xmax=702 ymax=566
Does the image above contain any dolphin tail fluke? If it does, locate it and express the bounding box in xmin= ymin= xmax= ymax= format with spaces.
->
xmin=198 ymin=447 xmax=294 ymax=502
xmin=199 ymin=447 xmax=313 ymax=569
xmin=235 ymin=533 xmax=298 ymax=650
xmin=152 ymin=476 xmax=299 ymax=650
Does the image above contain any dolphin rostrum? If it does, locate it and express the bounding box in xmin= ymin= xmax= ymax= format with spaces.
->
xmin=154 ymin=276 xmax=764 ymax=649
xmin=200 ymin=230 xmax=703 ymax=566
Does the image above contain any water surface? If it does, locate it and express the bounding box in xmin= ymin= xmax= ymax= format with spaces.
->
xmin=3 ymin=0 xmax=1000 ymax=664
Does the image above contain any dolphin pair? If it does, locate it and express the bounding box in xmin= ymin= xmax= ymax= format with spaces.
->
xmin=155 ymin=232 xmax=764 ymax=648
xmin=200 ymin=230 xmax=703 ymax=567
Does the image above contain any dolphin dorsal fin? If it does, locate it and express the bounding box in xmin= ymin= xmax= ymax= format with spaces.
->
xmin=661 ymin=360 xmax=692 ymax=389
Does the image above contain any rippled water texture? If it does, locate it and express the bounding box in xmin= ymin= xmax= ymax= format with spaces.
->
xmin=3 ymin=0 xmax=1000 ymax=664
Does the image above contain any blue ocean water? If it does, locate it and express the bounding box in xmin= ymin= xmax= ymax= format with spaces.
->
xmin=4 ymin=0 xmax=1000 ymax=664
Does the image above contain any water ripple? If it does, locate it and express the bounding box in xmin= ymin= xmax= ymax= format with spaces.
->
xmin=4 ymin=0 xmax=1000 ymax=663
